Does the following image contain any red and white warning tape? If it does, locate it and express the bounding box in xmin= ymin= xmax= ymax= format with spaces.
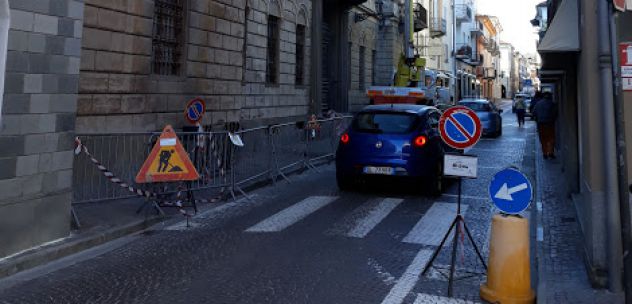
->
xmin=74 ymin=137 xmax=221 ymax=217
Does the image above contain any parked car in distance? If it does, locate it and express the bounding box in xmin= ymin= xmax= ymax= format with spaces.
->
xmin=458 ymin=99 xmax=503 ymax=137
xmin=335 ymin=104 xmax=447 ymax=194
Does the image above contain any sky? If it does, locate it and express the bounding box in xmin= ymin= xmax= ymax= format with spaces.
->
xmin=475 ymin=0 xmax=543 ymax=55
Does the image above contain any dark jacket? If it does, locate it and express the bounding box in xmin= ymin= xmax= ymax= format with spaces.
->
xmin=533 ymin=99 xmax=557 ymax=124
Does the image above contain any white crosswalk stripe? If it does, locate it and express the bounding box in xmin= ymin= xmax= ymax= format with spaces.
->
xmin=402 ymin=202 xmax=469 ymax=245
xmin=346 ymin=198 xmax=404 ymax=238
xmin=380 ymin=249 xmax=433 ymax=304
xmin=413 ymin=293 xmax=478 ymax=304
xmin=245 ymin=196 xmax=338 ymax=232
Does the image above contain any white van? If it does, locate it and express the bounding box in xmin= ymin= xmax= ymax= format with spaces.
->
xmin=512 ymin=93 xmax=532 ymax=113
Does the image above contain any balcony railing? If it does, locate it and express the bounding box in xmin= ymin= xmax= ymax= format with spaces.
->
xmin=413 ymin=3 xmax=428 ymax=32
xmin=470 ymin=21 xmax=484 ymax=36
xmin=455 ymin=4 xmax=472 ymax=22
xmin=340 ymin=0 xmax=368 ymax=8
xmin=469 ymin=54 xmax=483 ymax=66
xmin=429 ymin=17 xmax=447 ymax=38
xmin=455 ymin=43 xmax=472 ymax=59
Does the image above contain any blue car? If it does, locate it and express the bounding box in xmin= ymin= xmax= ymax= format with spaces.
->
xmin=458 ymin=99 xmax=503 ymax=137
xmin=335 ymin=104 xmax=447 ymax=194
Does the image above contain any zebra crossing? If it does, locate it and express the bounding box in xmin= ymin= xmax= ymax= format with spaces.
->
xmin=242 ymin=195 xmax=484 ymax=304
xmin=244 ymin=195 xmax=469 ymax=245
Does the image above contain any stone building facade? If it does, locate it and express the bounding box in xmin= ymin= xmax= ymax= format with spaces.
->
xmin=0 ymin=0 xmax=407 ymax=259
xmin=78 ymin=0 xmax=313 ymax=133
xmin=347 ymin=3 xmax=378 ymax=112
xmin=0 ymin=0 xmax=83 ymax=258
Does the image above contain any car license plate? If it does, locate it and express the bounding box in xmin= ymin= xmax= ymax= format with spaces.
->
xmin=363 ymin=166 xmax=394 ymax=175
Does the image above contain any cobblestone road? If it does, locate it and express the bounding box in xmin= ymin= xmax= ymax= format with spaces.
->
xmin=0 ymin=101 xmax=535 ymax=304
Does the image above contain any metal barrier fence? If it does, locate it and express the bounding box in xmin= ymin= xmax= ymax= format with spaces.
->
xmin=72 ymin=116 xmax=352 ymax=204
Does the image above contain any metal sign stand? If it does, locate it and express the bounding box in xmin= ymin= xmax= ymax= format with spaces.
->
xmin=422 ymin=153 xmax=487 ymax=297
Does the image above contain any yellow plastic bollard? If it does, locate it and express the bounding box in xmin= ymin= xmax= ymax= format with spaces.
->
xmin=480 ymin=214 xmax=535 ymax=304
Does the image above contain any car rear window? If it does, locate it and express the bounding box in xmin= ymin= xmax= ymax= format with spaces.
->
xmin=352 ymin=112 xmax=419 ymax=134
xmin=460 ymin=102 xmax=491 ymax=112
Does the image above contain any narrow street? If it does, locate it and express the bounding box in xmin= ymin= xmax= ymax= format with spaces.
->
xmin=0 ymin=101 xmax=537 ymax=304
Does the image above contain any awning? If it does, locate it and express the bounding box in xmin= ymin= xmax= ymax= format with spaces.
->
xmin=436 ymin=72 xmax=449 ymax=78
xmin=537 ymin=0 xmax=579 ymax=53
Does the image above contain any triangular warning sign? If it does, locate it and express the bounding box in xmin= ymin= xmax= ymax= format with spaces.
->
xmin=135 ymin=125 xmax=200 ymax=183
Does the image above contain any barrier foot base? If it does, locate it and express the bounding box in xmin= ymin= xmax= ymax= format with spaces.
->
xmin=136 ymin=200 xmax=165 ymax=218
xmin=71 ymin=206 xmax=81 ymax=229
xmin=274 ymin=171 xmax=291 ymax=184
xmin=304 ymin=161 xmax=320 ymax=173
xmin=233 ymin=185 xmax=254 ymax=202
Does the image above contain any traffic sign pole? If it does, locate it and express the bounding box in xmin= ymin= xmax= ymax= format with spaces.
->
xmin=423 ymin=109 xmax=486 ymax=297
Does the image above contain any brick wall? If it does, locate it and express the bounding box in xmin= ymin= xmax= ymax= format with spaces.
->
xmin=0 ymin=0 xmax=83 ymax=258
xmin=77 ymin=0 xmax=312 ymax=133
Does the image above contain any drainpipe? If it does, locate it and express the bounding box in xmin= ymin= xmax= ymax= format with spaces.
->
xmin=452 ymin=0 xmax=458 ymax=103
xmin=608 ymin=6 xmax=632 ymax=301
xmin=598 ymin=0 xmax=624 ymax=293
xmin=310 ymin=0 xmax=323 ymax=114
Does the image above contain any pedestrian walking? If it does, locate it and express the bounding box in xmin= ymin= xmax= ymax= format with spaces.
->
xmin=529 ymin=91 xmax=543 ymax=115
xmin=514 ymin=96 xmax=527 ymax=127
xmin=532 ymin=93 xmax=558 ymax=159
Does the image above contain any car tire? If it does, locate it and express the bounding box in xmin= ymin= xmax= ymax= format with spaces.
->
xmin=426 ymin=162 xmax=444 ymax=197
xmin=495 ymin=119 xmax=502 ymax=137
xmin=336 ymin=171 xmax=354 ymax=191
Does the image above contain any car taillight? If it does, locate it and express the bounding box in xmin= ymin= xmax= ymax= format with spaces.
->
xmin=340 ymin=133 xmax=350 ymax=144
xmin=414 ymin=135 xmax=427 ymax=147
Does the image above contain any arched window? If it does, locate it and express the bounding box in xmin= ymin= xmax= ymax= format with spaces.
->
xmin=0 ymin=0 xmax=9 ymax=125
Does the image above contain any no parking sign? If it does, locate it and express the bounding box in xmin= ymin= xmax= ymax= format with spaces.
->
xmin=439 ymin=106 xmax=482 ymax=149
xmin=185 ymin=98 xmax=206 ymax=124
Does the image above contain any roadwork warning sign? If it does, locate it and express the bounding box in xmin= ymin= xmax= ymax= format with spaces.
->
xmin=135 ymin=125 xmax=200 ymax=183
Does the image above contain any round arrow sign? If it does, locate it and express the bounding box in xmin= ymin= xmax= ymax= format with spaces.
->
xmin=489 ymin=168 xmax=533 ymax=214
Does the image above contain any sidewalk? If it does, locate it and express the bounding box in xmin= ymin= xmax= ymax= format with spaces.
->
xmin=534 ymin=137 xmax=622 ymax=303
xmin=0 ymin=189 xmax=224 ymax=280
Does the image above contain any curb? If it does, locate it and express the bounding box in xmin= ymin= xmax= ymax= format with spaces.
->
xmin=0 ymin=216 xmax=164 ymax=280
xmin=534 ymin=135 xmax=546 ymax=303
xmin=0 ymin=160 xmax=335 ymax=281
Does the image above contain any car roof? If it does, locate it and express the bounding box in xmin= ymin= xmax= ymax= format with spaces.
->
xmin=360 ymin=104 xmax=435 ymax=115
xmin=458 ymin=99 xmax=489 ymax=104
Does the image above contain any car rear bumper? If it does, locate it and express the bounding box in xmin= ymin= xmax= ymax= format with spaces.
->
xmin=335 ymin=156 xmax=436 ymax=178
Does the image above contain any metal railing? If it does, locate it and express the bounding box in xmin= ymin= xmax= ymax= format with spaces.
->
xmin=72 ymin=116 xmax=353 ymax=204
xmin=429 ymin=18 xmax=447 ymax=38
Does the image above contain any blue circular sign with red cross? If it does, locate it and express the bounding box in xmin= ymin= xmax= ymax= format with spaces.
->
xmin=439 ymin=106 xmax=482 ymax=149
xmin=185 ymin=98 xmax=206 ymax=124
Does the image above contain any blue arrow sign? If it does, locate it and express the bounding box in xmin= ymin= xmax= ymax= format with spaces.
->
xmin=489 ymin=168 xmax=533 ymax=214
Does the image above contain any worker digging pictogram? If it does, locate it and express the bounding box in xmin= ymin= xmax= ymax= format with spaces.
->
xmin=136 ymin=125 xmax=200 ymax=183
